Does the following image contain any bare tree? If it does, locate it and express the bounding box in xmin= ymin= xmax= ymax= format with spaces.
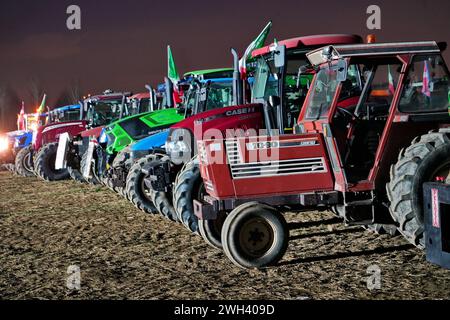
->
xmin=0 ymin=83 xmax=7 ymax=131
xmin=28 ymin=76 xmax=44 ymax=108
xmin=68 ymin=79 xmax=83 ymax=104
xmin=0 ymin=84 xmax=20 ymax=132
xmin=55 ymin=89 xmax=72 ymax=107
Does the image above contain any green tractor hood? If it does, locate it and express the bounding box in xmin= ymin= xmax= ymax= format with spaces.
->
xmin=104 ymin=108 xmax=184 ymax=154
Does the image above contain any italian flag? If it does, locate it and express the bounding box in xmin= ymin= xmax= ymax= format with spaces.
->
xmin=37 ymin=94 xmax=47 ymax=114
xmin=239 ymin=21 xmax=272 ymax=78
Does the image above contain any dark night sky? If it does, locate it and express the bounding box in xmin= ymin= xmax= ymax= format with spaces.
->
xmin=1 ymin=0 xmax=450 ymax=111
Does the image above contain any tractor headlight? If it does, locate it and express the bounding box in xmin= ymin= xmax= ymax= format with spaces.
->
xmin=0 ymin=136 xmax=9 ymax=152
xmin=99 ymin=129 xmax=108 ymax=144
xmin=165 ymin=128 xmax=193 ymax=165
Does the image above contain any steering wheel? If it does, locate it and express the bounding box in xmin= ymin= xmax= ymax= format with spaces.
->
xmin=335 ymin=107 xmax=360 ymax=123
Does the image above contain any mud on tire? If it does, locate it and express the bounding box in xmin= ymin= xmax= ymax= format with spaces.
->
xmin=387 ymin=129 xmax=450 ymax=249
xmin=14 ymin=146 xmax=35 ymax=177
xmin=34 ymin=142 xmax=69 ymax=181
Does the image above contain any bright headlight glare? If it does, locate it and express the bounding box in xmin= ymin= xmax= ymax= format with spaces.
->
xmin=0 ymin=136 xmax=9 ymax=152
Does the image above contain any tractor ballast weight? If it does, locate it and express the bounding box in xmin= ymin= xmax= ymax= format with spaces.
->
xmin=196 ymin=41 xmax=450 ymax=268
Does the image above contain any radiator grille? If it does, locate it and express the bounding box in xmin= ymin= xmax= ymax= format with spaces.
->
xmin=225 ymin=139 xmax=326 ymax=179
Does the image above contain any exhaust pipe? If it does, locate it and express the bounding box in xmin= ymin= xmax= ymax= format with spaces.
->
xmin=145 ymin=84 xmax=155 ymax=112
xmin=231 ymin=48 xmax=243 ymax=105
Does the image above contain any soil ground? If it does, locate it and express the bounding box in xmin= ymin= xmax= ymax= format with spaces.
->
xmin=1 ymin=171 xmax=449 ymax=299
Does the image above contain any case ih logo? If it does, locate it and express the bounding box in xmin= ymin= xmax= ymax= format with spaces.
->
xmin=225 ymin=107 xmax=255 ymax=117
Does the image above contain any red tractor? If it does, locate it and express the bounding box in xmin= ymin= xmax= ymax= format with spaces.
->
xmin=145 ymin=34 xmax=363 ymax=233
xmin=195 ymin=41 xmax=450 ymax=268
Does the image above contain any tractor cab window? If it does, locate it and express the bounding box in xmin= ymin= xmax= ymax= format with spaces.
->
xmin=399 ymin=55 xmax=450 ymax=113
xmin=205 ymin=82 xmax=233 ymax=111
xmin=139 ymin=98 xmax=151 ymax=113
xmin=252 ymin=54 xmax=311 ymax=129
xmin=304 ymin=66 xmax=340 ymax=120
xmin=88 ymin=101 xmax=123 ymax=127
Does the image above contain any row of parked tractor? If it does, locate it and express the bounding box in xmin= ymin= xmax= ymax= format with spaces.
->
xmin=1 ymin=27 xmax=450 ymax=269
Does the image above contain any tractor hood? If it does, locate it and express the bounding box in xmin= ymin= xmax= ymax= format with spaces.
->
xmin=170 ymin=103 xmax=263 ymax=140
xmin=81 ymin=126 xmax=104 ymax=138
xmin=130 ymin=129 xmax=170 ymax=152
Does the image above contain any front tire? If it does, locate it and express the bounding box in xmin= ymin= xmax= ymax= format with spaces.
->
xmin=125 ymin=155 xmax=158 ymax=214
xmin=221 ymin=202 xmax=289 ymax=269
xmin=199 ymin=211 xmax=228 ymax=250
xmin=387 ymin=129 xmax=450 ymax=248
xmin=173 ymin=157 xmax=203 ymax=234
xmin=15 ymin=146 xmax=34 ymax=177
xmin=34 ymin=143 xmax=69 ymax=181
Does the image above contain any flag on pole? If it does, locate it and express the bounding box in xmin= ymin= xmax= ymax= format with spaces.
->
xmin=388 ymin=65 xmax=395 ymax=95
xmin=238 ymin=21 xmax=272 ymax=78
xmin=422 ymin=61 xmax=431 ymax=97
xmin=167 ymin=45 xmax=180 ymax=84
xmin=17 ymin=101 xmax=25 ymax=130
xmin=37 ymin=93 xmax=47 ymax=114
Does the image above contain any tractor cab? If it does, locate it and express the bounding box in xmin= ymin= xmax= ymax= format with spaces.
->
xmin=183 ymin=78 xmax=233 ymax=117
xmin=302 ymin=41 xmax=450 ymax=191
xmin=82 ymin=90 xmax=131 ymax=128
xmin=127 ymin=93 xmax=152 ymax=115
xmin=251 ymin=35 xmax=363 ymax=133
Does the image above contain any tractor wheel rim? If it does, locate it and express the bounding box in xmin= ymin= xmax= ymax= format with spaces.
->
xmin=23 ymin=152 xmax=33 ymax=172
xmin=239 ymin=218 xmax=274 ymax=257
xmin=141 ymin=178 xmax=152 ymax=201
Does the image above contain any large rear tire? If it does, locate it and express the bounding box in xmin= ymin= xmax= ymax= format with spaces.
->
xmin=387 ymin=129 xmax=450 ymax=249
xmin=15 ymin=146 xmax=34 ymax=177
xmin=125 ymin=155 xmax=158 ymax=214
xmin=221 ymin=202 xmax=289 ymax=269
xmin=173 ymin=157 xmax=202 ymax=234
xmin=34 ymin=143 xmax=69 ymax=181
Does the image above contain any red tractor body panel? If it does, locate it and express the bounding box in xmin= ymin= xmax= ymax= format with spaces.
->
xmin=171 ymin=103 xmax=264 ymax=140
xmin=199 ymin=133 xmax=334 ymax=199
xmin=34 ymin=120 xmax=87 ymax=151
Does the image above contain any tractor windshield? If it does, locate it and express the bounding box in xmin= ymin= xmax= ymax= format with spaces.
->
xmin=49 ymin=107 xmax=80 ymax=122
xmin=87 ymin=100 xmax=123 ymax=127
xmin=252 ymin=53 xmax=312 ymax=129
xmin=304 ymin=66 xmax=340 ymax=119
xmin=204 ymin=81 xmax=233 ymax=110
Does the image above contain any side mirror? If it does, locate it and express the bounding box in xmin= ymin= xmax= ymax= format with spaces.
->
xmin=336 ymin=59 xmax=348 ymax=82
xmin=274 ymin=44 xmax=286 ymax=68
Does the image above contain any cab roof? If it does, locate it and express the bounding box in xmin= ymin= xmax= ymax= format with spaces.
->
xmin=50 ymin=104 xmax=80 ymax=112
xmin=251 ymin=34 xmax=363 ymax=58
xmin=306 ymin=41 xmax=443 ymax=66
xmin=184 ymin=68 xmax=233 ymax=79
xmin=85 ymin=91 xmax=132 ymax=102
xmin=129 ymin=92 xmax=150 ymax=100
